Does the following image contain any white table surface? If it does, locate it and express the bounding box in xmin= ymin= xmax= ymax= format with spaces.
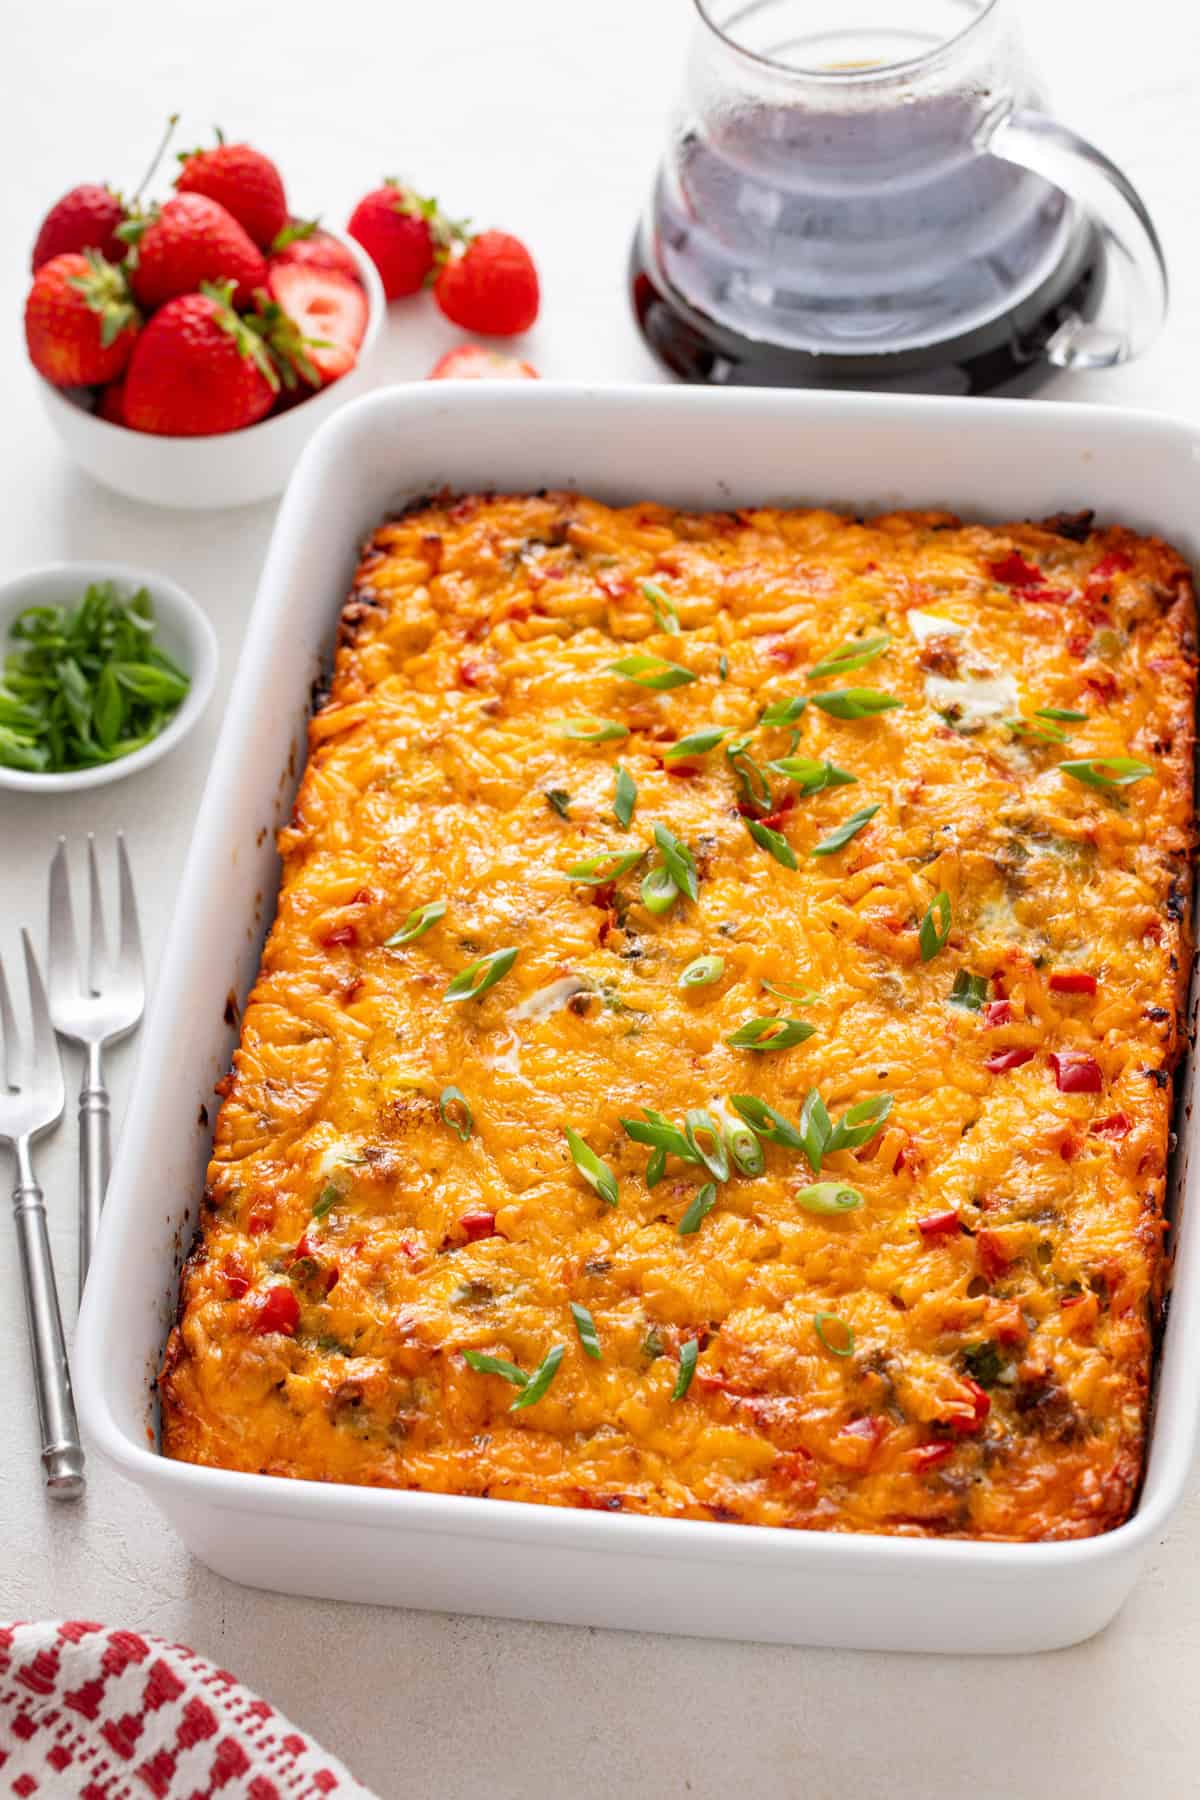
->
xmin=3 ymin=2 xmax=1200 ymax=1794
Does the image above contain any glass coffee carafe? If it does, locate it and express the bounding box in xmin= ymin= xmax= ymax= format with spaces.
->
xmin=632 ymin=0 xmax=1167 ymax=393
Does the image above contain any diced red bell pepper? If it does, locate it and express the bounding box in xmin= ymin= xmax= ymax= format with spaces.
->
xmin=320 ymin=923 xmax=358 ymax=949
xmin=910 ymin=1441 xmax=954 ymax=1472
xmin=984 ymin=1046 xmax=1035 ymax=1075
xmin=988 ymin=552 xmax=1044 ymax=588
xmin=975 ymin=1229 xmax=1010 ymax=1284
xmin=1088 ymin=549 xmax=1134 ymax=585
xmin=1090 ymin=1111 xmax=1131 ymax=1140
xmin=255 ymin=1285 xmax=300 ymax=1336
xmin=222 ymin=1254 xmax=250 ymax=1300
xmin=917 ymin=1210 xmax=963 ymax=1241
xmin=1048 ymin=971 xmax=1097 ymax=996
xmin=1050 ymin=1050 xmax=1103 ymax=1093
xmin=950 ymin=1378 xmax=991 ymax=1435
xmin=460 ymin=1210 xmax=498 ymax=1242
xmin=982 ymin=999 xmax=1012 ymax=1028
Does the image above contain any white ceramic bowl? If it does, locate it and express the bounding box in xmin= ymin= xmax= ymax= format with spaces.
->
xmin=33 ymin=230 xmax=385 ymax=510
xmin=0 ymin=560 xmax=217 ymax=793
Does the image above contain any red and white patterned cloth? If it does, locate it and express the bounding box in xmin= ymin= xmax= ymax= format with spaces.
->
xmin=0 ymin=1623 xmax=375 ymax=1799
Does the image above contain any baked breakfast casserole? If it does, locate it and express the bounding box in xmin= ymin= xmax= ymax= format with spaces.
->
xmin=161 ymin=493 xmax=1195 ymax=1541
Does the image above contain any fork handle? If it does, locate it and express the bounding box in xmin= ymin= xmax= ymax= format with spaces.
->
xmin=13 ymin=1151 xmax=86 ymax=1499
xmin=78 ymin=1042 xmax=110 ymax=1302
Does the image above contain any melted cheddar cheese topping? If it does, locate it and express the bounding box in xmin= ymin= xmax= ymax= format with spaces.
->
xmin=161 ymin=494 xmax=1195 ymax=1541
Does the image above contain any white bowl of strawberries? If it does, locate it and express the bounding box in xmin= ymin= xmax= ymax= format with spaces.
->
xmin=24 ymin=132 xmax=383 ymax=510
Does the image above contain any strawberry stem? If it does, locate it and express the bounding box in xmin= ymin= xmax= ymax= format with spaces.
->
xmin=132 ymin=113 xmax=180 ymax=202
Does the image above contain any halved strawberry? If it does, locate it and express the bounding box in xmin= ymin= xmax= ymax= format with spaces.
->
xmin=266 ymin=262 xmax=367 ymax=384
xmin=270 ymin=225 xmax=361 ymax=284
xmin=428 ymin=343 xmax=538 ymax=380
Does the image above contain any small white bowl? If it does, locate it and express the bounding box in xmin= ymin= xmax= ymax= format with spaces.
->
xmin=33 ymin=229 xmax=385 ymax=510
xmin=0 ymin=561 xmax=217 ymax=793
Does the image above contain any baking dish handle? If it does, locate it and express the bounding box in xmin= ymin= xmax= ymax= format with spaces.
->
xmin=980 ymin=107 xmax=1168 ymax=370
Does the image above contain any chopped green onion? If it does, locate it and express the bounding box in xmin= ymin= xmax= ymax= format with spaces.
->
xmin=948 ymin=970 xmax=988 ymax=1012
xmin=811 ymin=802 xmax=880 ymax=857
xmin=510 ymin=1344 xmax=565 ymax=1411
xmin=684 ymin=1111 xmax=730 ymax=1182
xmin=444 ymin=946 xmax=519 ymax=1003
xmin=671 ymin=1336 xmax=699 ymax=1399
xmin=1037 ymin=707 xmax=1088 ymax=722
xmin=795 ymin=1182 xmax=863 ymax=1216
xmin=724 ymin=1016 xmax=816 ymax=1051
xmin=640 ymin=866 xmax=679 ymax=915
xmin=679 ymin=954 xmax=724 ymax=989
xmin=762 ymin=980 xmax=824 ymax=1004
xmin=312 ymin=1183 xmax=340 ymax=1219
xmin=724 ymin=1115 xmax=765 ymax=1177
xmin=607 ymin=653 xmax=698 ymax=690
xmin=718 ymin=652 xmax=729 ymax=681
xmin=730 ymin=1094 xmax=805 ymax=1151
xmin=813 ymin=1312 xmax=856 ymax=1357
xmin=768 ymin=756 xmax=857 ymax=793
xmin=652 ymin=823 xmax=699 ymax=902
xmin=545 ymin=788 xmax=572 ymax=820
xmin=565 ymin=847 xmax=643 ymax=884
xmin=746 ymin=818 xmax=797 ymax=869
xmin=678 ymin=1182 xmax=718 ymax=1236
xmin=641 ymin=579 xmax=680 ymax=635
xmin=919 ymin=891 xmax=952 ymax=962
xmin=811 ymin=690 xmax=902 ymax=720
xmin=570 ymin=1301 xmax=602 ymax=1360
xmin=622 ymin=1109 xmax=700 ymax=1164
xmin=1005 ymin=716 xmax=1068 ymax=745
xmin=564 ymin=1126 xmax=619 ymax=1207
xmin=826 ymin=1094 xmax=892 ymax=1155
xmin=439 ymin=1085 xmax=473 ymax=1142
xmin=808 ymin=633 xmax=890 ymax=681
xmin=386 ymin=899 xmax=446 ymax=945
xmin=1060 ymin=756 xmax=1153 ymax=790
xmin=759 ymin=696 xmax=808 ymax=726
xmin=664 ymin=726 xmax=728 ymax=760
xmin=962 ymin=1340 xmax=1006 ymax=1387
xmin=646 ymin=1146 xmax=667 ymax=1187
xmin=727 ymin=744 xmax=773 ymax=813
xmin=463 ymin=1348 xmax=527 ymax=1387
xmin=613 ymin=763 xmax=637 ymax=830
xmin=554 ymin=718 xmax=628 ymax=744
xmin=799 ymin=1088 xmax=832 ymax=1171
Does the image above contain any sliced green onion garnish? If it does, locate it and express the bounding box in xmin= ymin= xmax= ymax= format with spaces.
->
xmin=799 ymin=1088 xmax=832 ymax=1172
xmin=718 ymin=652 xmax=729 ymax=681
xmin=768 ymin=757 xmax=857 ymax=793
xmin=761 ymin=980 xmax=824 ymax=1004
xmin=312 ymin=1183 xmax=340 ymax=1219
xmin=811 ymin=689 xmax=902 ymax=720
xmin=613 ymin=763 xmax=637 ymax=830
xmin=664 ymin=726 xmax=728 ymax=760
xmin=727 ymin=744 xmax=773 ymax=813
xmin=565 ymin=847 xmax=643 ymax=884
xmin=386 ymin=899 xmax=446 ymax=945
xmin=1060 ymin=756 xmax=1153 ymax=790
xmin=564 ymin=1126 xmax=619 ymax=1207
xmin=808 ymin=633 xmax=890 ymax=681
xmin=918 ymin=891 xmax=952 ymax=962
xmin=825 ymin=1094 xmax=892 ymax=1155
xmin=652 ymin=823 xmax=699 ymax=901
xmin=678 ymin=1182 xmax=718 ymax=1236
xmin=463 ymin=1348 xmax=527 ymax=1387
xmin=607 ymin=653 xmax=698 ymax=690
xmin=640 ymin=865 xmax=679 ymax=915
xmin=1037 ymin=707 xmax=1088 ymax=722
xmin=671 ymin=1336 xmax=699 ymax=1399
xmin=948 ymin=970 xmax=988 ymax=1012
xmin=646 ymin=1146 xmax=667 ymax=1187
xmin=746 ymin=818 xmax=797 ymax=869
xmin=795 ymin=1182 xmax=863 ymax=1215
xmin=443 ymin=946 xmax=519 ymax=1003
xmin=679 ymin=954 xmax=724 ymax=989
xmin=554 ymin=718 xmax=628 ymax=744
xmin=570 ymin=1301 xmax=602 ymax=1360
xmin=759 ymin=696 xmax=807 ymax=726
xmin=811 ymin=802 xmax=880 ymax=857
xmin=622 ymin=1109 xmax=700 ymax=1164
xmin=510 ymin=1343 xmax=565 ymax=1411
xmin=730 ymin=1094 xmax=805 ymax=1150
xmin=684 ymin=1111 xmax=730 ymax=1182
xmin=724 ymin=1016 xmax=816 ymax=1051
xmin=439 ymin=1085 xmax=473 ymax=1142
xmin=1005 ymin=716 xmax=1068 ymax=745
xmin=813 ymin=1312 xmax=856 ymax=1357
xmin=642 ymin=579 xmax=680 ymax=635
xmin=545 ymin=788 xmax=572 ymax=820
xmin=724 ymin=1116 xmax=765 ymax=1177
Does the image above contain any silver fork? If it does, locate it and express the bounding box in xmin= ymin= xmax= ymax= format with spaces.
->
xmin=47 ymin=835 xmax=144 ymax=1300
xmin=0 ymin=931 xmax=85 ymax=1498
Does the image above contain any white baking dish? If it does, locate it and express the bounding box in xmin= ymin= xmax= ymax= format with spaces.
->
xmin=74 ymin=384 xmax=1200 ymax=1653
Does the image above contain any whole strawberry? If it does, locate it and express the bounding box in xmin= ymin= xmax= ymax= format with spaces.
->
xmin=123 ymin=282 xmax=279 ymax=436
xmin=124 ymin=194 xmax=267 ymax=311
xmin=175 ymin=132 xmax=288 ymax=250
xmin=270 ymin=225 xmax=361 ymax=285
xmin=434 ymin=230 xmax=539 ymax=336
xmin=32 ymin=184 xmax=127 ymax=272
xmin=25 ymin=252 xmax=140 ymax=387
xmin=346 ymin=180 xmax=461 ymax=298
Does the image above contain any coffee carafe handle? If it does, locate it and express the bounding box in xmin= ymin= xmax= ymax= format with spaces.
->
xmin=980 ymin=107 xmax=1167 ymax=369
